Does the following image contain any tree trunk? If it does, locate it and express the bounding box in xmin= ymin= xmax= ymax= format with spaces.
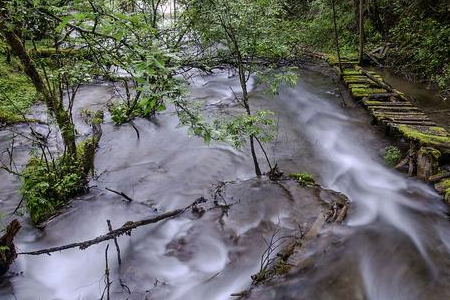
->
xmin=358 ymin=0 xmax=364 ymax=64
xmin=0 ymin=23 xmax=77 ymax=156
xmin=368 ymin=0 xmax=385 ymax=38
xmin=250 ymin=135 xmax=262 ymax=177
xmin=416 ymin=147 xmax=440 ymax=181
xmin=237 ymin=60 xmax=262 ymax=177
xmin=331 ymin=0 xmax=343 ymax=73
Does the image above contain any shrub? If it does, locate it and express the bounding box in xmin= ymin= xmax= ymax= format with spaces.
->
xmin=382 ymin=146 xmax=401 ymax=166
xmin=21 ymin=141 xmax=94 ymax=224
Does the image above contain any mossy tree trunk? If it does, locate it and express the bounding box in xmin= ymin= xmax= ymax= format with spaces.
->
xmin=0 ymin=19 xmax=77 ymax=157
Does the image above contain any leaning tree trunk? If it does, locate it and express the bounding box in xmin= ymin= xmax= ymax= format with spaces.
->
xmin=0 ymin=23 xmax=77 ymax=157
xmin=237 ymin=60 xmax=262 ymax=177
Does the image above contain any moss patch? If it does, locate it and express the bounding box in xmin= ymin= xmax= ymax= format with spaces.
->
xmin=435 ymin=178 xmax=450 ymax=195
xmin=362 ymin=100 xmax=385 ymax=106
xmin=21 ymin=141 xmax=95 ymax=225
xmin=351 ymin=87 xmax=387 ymax=98
xmin=0 ymin=58 xmax=37 ymax=124
xmin=288 ymin=172 xmax=315 ymax=187
xmin=398 ymin=125 xmax=450 ymax=149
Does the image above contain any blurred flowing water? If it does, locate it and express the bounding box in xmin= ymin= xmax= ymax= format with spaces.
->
xmin=0 ymin=67 xmax=450 ymax=300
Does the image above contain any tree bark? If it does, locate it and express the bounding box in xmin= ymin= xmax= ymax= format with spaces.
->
xmin=358 ymin=0 xmax=364 ymax=64
xmin=237 ymin=62 xmax=262 ymax=177
xmin=331 ymin=0 xmax=343 ymax=73
xmin=250 ymin=135 xmax=262 ymax=177
xmin=0 ymin=220 xmax=21 ymax=276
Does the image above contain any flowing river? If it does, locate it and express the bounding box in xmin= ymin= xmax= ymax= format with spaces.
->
xmin=1 ymin=65 xmax=449 ymax=300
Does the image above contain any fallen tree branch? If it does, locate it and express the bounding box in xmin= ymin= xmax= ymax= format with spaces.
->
xmin=18 ymin=204 xmax=194 ymax=256
xmin=107 ymin=220 xmax=121 ymax=265
xmin=105 ymin=187 xmax=134 ymax=202
xmin=100 ymin=245 xmax=111 ymax=300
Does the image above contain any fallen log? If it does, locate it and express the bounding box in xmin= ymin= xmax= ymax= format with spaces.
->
xmin=19 ymin=203 xmax=195 ymax=256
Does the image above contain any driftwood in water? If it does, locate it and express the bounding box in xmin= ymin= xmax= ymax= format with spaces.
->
xmin=105 ymin=187 xmax=134 ymax=202
xmin=19 ymin=204 xmax=194 ymax=256
xmin=0 ymin=220 xmax=21 ymax=275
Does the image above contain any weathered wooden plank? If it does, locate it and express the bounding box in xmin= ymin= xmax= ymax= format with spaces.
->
xmin=351 ymin=88 xmax=388 ymax=98
xmin=375 ymin=116 xmax=431 ymax=122
xmin=372 ymin=111 xmax=427 ymax=117
xmin=369 ymin=106 xmax=420 ymax=112
xmin=386 ymin=120 xmax=436 ymax=126
xmin=363 ymin=101 xmax=414 ymax=107
xmin=366 ymin=93 xmax=398 ymax=100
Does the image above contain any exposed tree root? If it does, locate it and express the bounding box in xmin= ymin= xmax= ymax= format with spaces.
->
xmin=0 ymin=220 xmax=21 ymax=276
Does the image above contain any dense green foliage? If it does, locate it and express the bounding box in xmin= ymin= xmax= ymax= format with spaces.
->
xmin=290 ymin=0 xmax=450 ymax=94
xmin=21 ymin=140 xmax=93 ymax=224
xmin=382 ymin=146 xmax=401 ymax=166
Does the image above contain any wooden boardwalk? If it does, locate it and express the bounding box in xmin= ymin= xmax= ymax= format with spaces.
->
xmin=322 ymin=56 xmax=450 ymax=151
xmin=322 ymin=55 xmax=450 ymax=201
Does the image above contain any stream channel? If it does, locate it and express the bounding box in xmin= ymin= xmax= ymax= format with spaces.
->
xmin=1 ymin=64 xmax=450 ymax=300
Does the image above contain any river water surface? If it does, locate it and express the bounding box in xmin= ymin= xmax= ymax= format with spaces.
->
xmin=1 ymin=66 xmax=450 ymax=300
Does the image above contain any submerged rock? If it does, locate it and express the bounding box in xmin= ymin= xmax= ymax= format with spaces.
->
xmin=148 ymin=176 xmax=349 ymax=299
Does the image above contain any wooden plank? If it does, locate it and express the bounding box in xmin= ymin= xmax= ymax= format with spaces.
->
xmin=366 ymin=93 xmax=398 ymax=100
xmin=385 ymin=120 xmax=436 ymax=126
xmin=380 ymin=116 xmax=432 ymax=122
xmin=364 ymin=101 xmax=414 ymax=107
xmin=372 ymin=112 xmax=427 ymax=117
xmin=369 ymin=106 xmax=420 ymax=112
